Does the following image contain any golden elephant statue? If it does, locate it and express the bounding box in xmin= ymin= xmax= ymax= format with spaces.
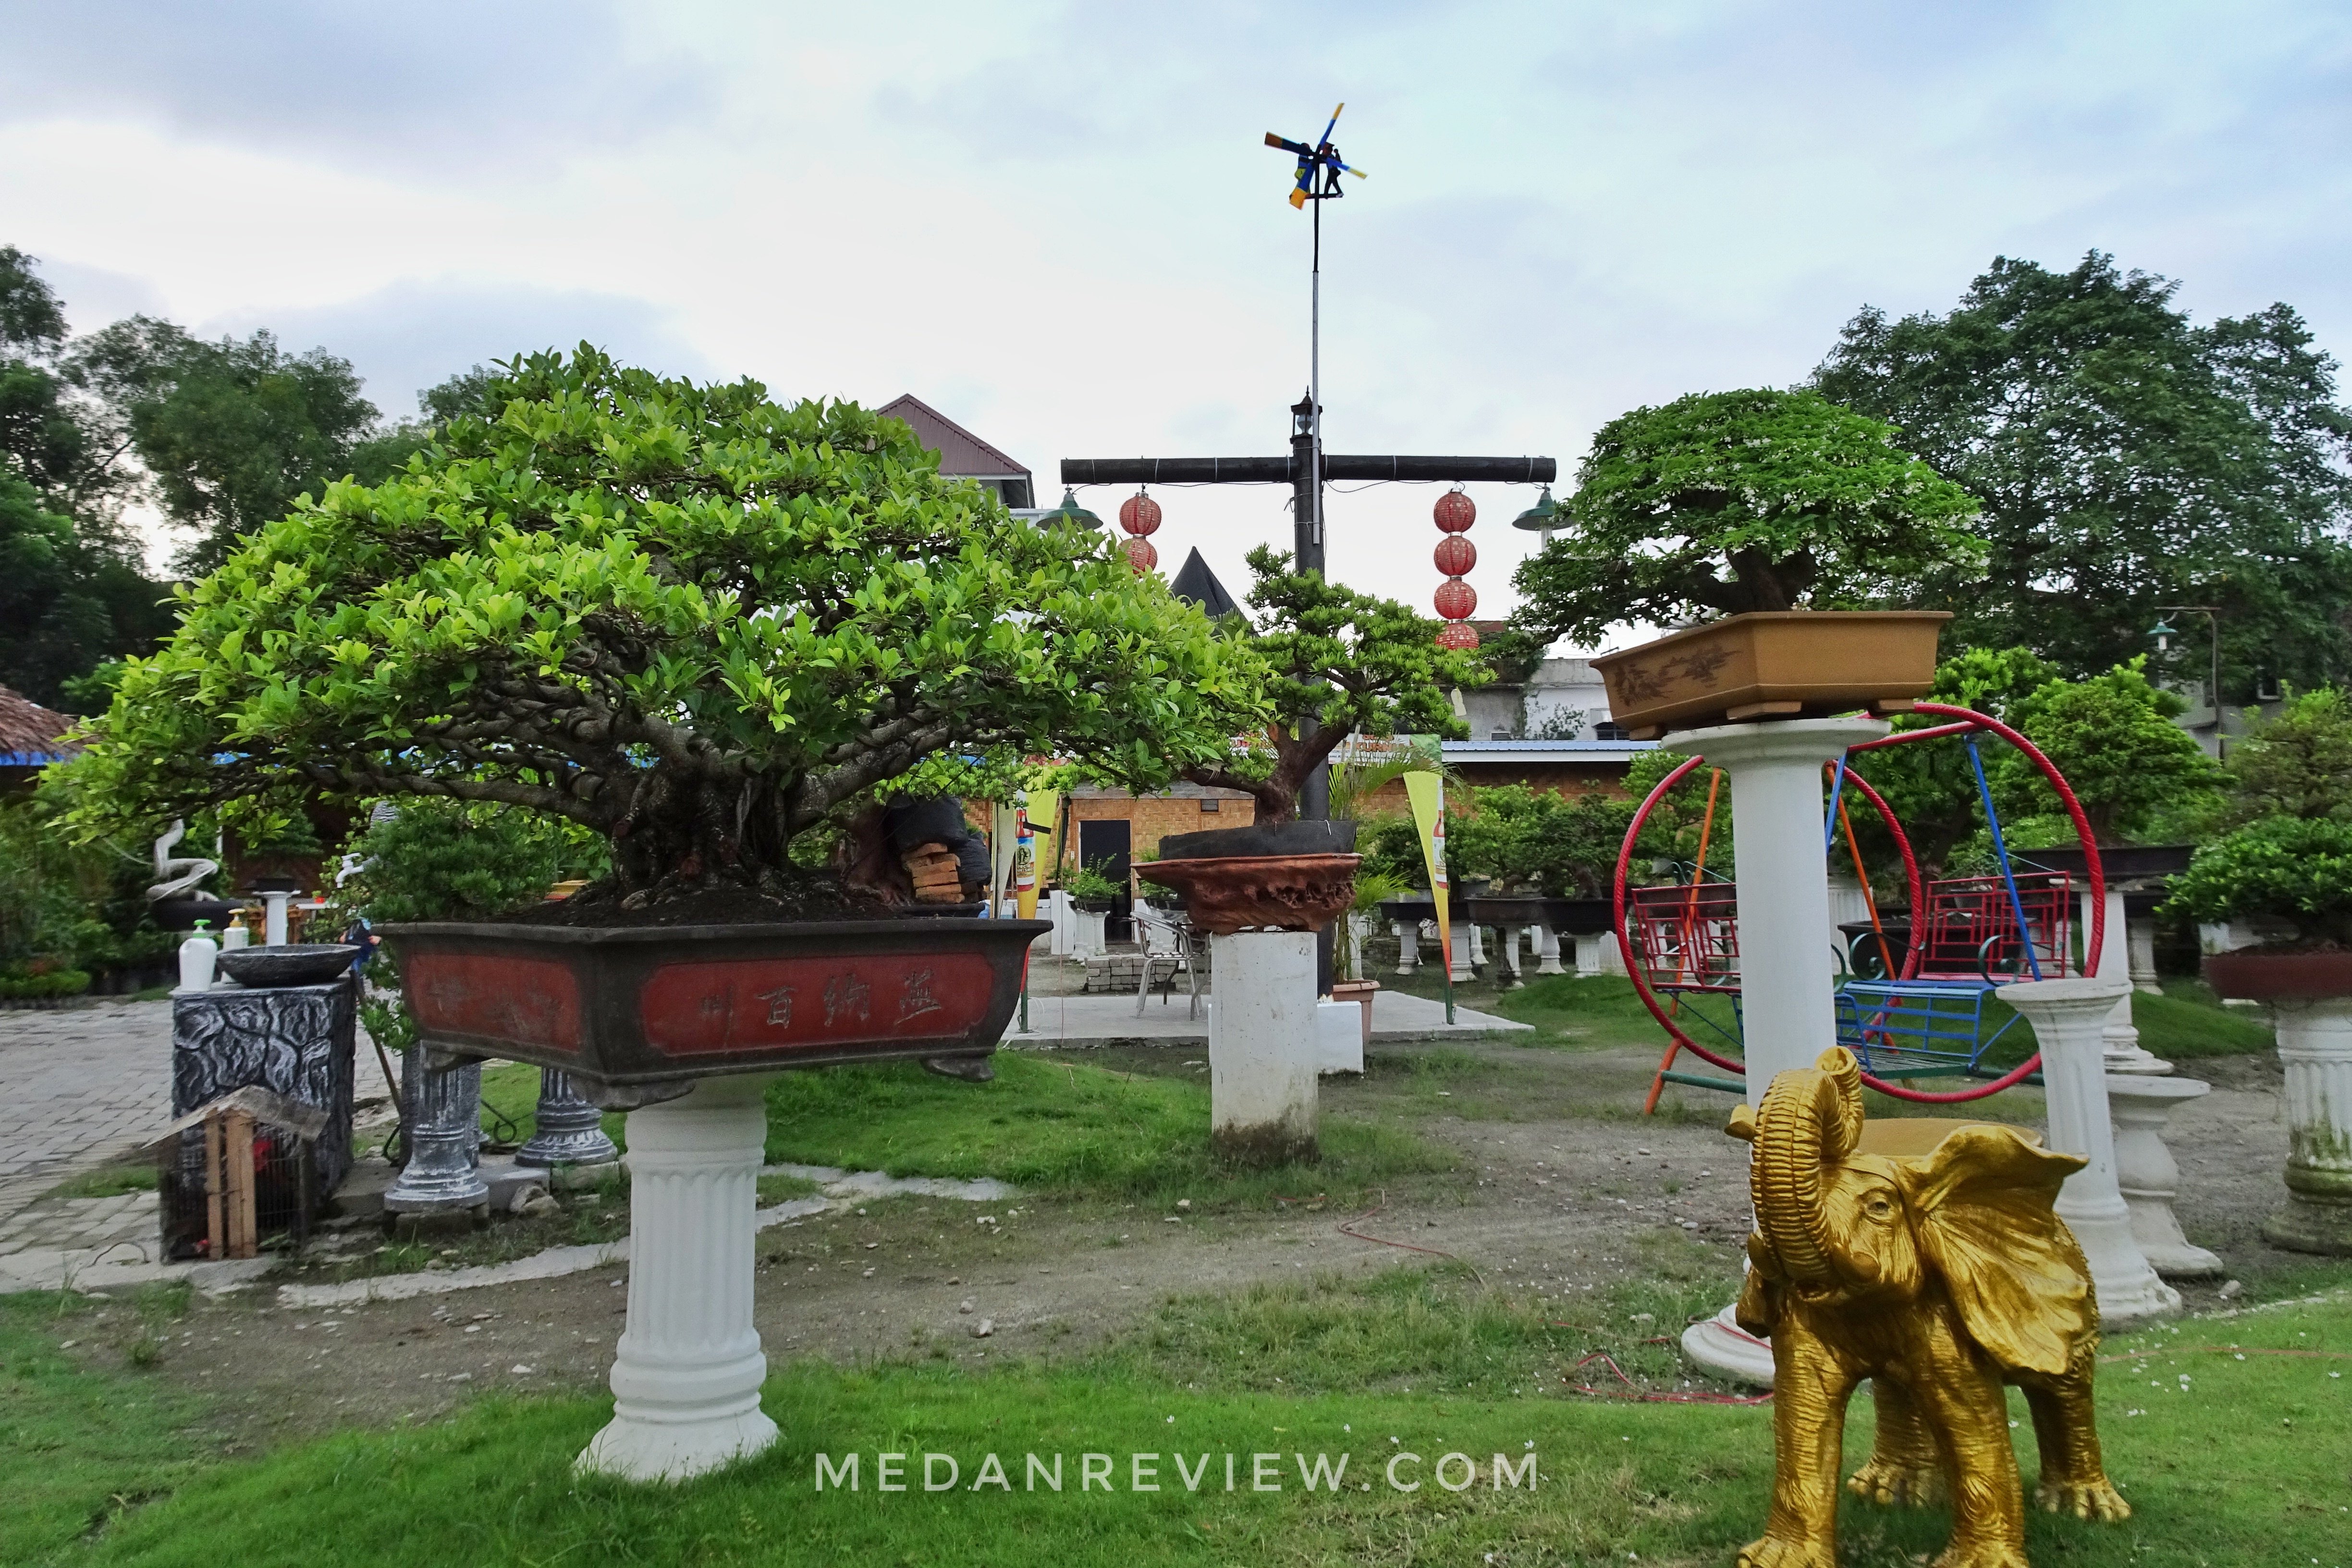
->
xmin=1727 ymin=1047 xmax=2126 ymax=1568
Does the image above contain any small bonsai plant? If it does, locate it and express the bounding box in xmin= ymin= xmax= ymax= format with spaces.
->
xmin=1063 ymin=857 xmax=1126 ymax=906
xmin=1179 ymin=545 xmax=1483 ymax=824
xmin=2164 ymin=817 xmax=2352 ymax=951
xmin=1510 ymin=387 xmax=1985 ymax=646
xmin=52 ymin=349 xmax=1253 ymax=915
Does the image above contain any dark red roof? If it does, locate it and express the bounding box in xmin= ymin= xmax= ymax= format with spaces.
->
xmin=875 ymin=394 xmax=1031 ymax=480
xmin=0 ymin=683 xmax=80 ymax=762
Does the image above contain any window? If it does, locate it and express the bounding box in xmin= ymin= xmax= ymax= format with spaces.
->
xmin=1200 ymin=798 xmax=1221 ymax=812
xmin=1594 ymin=721 xmax=1631 ymax=741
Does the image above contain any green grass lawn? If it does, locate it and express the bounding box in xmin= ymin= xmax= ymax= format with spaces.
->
xmin=761 ymin=1053 xmax=1457 ymax=1211
xmin=8 ymin=1273 xmax=2347 ymax=1568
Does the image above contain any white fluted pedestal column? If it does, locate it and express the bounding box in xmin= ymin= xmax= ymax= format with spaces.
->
xmin=1207 ymin=931 xmax=1319 ymax=1165
xmin=2082 ymin=887 xmax=2170 ymax=1072
xmin=579 ymin=1073 xmax=778 ymax=1481
xmin=2105 ymin=1073 xmax=2223 ymax=1277
xmin=1535 ymin=926 xmax=1566 ymax=975
xmin=2004 ymin=977 xmax=2180 ymax=1323
xmin=1667 ymin=716 xmax=1889 ymax=1387
xmin=2264 ymin=998 xmax=2352 ymax=1255
xmin=1392 ymin=919 xmax=1420 ymax=974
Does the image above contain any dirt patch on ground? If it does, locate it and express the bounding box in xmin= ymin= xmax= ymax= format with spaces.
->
xmin=48 ymin=1032 xmax=2323 ymax=1455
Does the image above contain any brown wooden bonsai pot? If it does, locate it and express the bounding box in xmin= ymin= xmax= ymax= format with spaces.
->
xmin=1130 ymin=854 xmax=1360 ymax=935
xmin=1590 ymin=610 xmax=1951 ymax=739
xmin=381 ymin=916 xmax=1050 ymax=1108
xmin=2205 ymin=948 xmax=2352 ymax=1002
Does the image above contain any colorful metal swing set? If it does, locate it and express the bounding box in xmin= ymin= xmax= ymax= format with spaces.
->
xmin=1617 ymin=703 xmax=2109 ymax=1112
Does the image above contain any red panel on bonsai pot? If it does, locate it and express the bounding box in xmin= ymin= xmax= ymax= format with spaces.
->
xmin=640 ymin=951 xmax=996 ymax=1055
xmin=406 ymin=953 xmax=583 ymax=1052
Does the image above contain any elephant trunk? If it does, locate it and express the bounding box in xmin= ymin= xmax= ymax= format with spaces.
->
xmin=1749 ymin=1047 xmax=1865 ymax=1288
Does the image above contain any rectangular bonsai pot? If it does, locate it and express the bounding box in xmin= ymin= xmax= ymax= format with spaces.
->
xmin=1590 ymin=610 xmax=1951 ymax=739
xmin=381 ymin=917 xmax=1050 ymax=1108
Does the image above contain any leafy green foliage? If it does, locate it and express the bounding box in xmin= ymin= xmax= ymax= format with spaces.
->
xmin=1062 ymin=857 xmax=1126 ymax=900
xmin=0 ymin=472 xmax=171 ymax=709
xmin=1511 ymin=388 xmax=1984 ymax=645
xmin=1182 ymin=546 xmax=1480 ymax=823
xmin=2001 ymin=659 xmax=2221 ymax=844
xmin=1814 ymin=251 xmax=2352 ymax=686
xmin=334 ymin=798 xmax=607 ymax=926
xmin=2163 ymin=816 xmax=2352 ymax=947
xmin=1444 ymin=785 xmax=1633 ymax=897
xmin=1621 ymin=747 xmax=1732 ymax=874
xmin=57 ymin=348 xmax=1253 ymax=906
xmin=2218 ymin=686 xmax=2352 ymax=825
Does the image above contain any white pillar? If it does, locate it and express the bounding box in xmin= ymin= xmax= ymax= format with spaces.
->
xmin=1207 ymin=931 xmax=1319 ymax=1164
xmin=579 ymin=1074 xmax=778 ymax=1481
xmin=1573 ymin=932 xmax=1604 ymax=979
xmin=1535 ymin=925 xmax=1565 ymax=976
xmin=1598 ymin=931 xmax=1629 ymax=976
xmin=1075 ymin=909 xmax=1107 ymax=959
xmin=2002 ymin=977 xmax=2180 ymax=1323
xmin=1493 ymin=925 xmax=1523 ymax=988
xmin=1447 ymin=925 xmax=1473 ymax=981
xmin=1316 ymin=998 xmax=1363 ymax=1076
xmin=1467 ymin=921 xmax=1487 ymax=967
xmin=2105 ymin=1074 xmax=2223 ymax=1277
xmin=1667 ymin=716 xmax=1886 ymax=1387
xmin=1048 ymin=890 xmax=1075 ymax=957
xmin=2126 ymin=914 xmax=2161 ymax=995
xmin=1393 ymin=919 xmax=1419 ymax=974
xmin=2082 ymin=888 xmax=2168 ymax=1072
xmin=2264 ymin=998 xmax=2352 ymax=1255
xmin=260 ymin=889 xmax=294 ymax=947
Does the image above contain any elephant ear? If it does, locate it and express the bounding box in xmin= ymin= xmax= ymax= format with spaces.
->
xmin=1898 ymin=1125 xmax=2093 ymax=1378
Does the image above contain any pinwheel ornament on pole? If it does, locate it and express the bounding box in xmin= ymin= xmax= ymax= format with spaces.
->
xmin=1264 ymin=104 xmax=1366 ymax=567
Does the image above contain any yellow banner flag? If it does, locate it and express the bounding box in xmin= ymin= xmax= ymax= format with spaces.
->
xmin=1403 ymin=770 xmax=1450 ymax=967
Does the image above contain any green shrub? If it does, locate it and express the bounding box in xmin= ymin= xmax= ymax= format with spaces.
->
xmin=0 ymin=966 xmax=91 ymax=998
xmin=2220 ymin=686 xmax=2352 ymax=825
xmin=2162 ymin=816 xmax=2352 ymax=948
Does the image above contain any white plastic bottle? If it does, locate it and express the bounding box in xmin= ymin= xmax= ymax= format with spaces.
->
xmin=178 ymin=921 xmax=219 ymax=991
xmin=220 ymin=912 xmax=250 ymax=950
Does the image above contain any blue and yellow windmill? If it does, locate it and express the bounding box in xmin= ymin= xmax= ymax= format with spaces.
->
xmin=1264 ymin=103 xmax=1367 ymax=208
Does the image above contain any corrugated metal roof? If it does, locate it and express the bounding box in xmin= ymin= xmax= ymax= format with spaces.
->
xmin=1441 ymin=738 xmax=1655 ymax=763
xmin=875 ymin=394 xmax=1032 ymax=479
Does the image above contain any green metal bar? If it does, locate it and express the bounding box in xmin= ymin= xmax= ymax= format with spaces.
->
xmin=1659 ymin=1070 xmax=1744 ymax=1093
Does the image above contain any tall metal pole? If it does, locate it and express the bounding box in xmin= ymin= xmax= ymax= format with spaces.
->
xmin=1309 ymin=190 xmax=1323 ymax=571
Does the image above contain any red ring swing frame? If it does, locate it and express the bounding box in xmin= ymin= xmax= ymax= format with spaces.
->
xmin=1612 ymin=703 xmax=2107 ymax=1105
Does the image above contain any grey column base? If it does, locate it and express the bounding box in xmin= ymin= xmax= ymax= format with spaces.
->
xmin=385 ymin=1055 xmax=489 ymax=1212
xmin=516 ymin=1068 xmax=620 ymax=1167
xmin=2262 ymin=1198 xmax=2352 ymax=1256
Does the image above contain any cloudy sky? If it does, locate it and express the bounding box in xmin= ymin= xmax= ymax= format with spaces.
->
xmin=3 ymin=1 xmax=2346 ymax=639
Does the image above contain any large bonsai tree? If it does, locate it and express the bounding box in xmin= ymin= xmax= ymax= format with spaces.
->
xmin=1511 ymin=387 xmax=1986 ymax=646
xmin=1178 ymin=545 xmax=1485 ymax=824
xmin=56 ymin=349 xmax=1255 ymax=908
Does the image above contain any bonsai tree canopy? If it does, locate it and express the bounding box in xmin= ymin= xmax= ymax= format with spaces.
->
xmin=56 ymin=349 xmax=1255 ymax=908
xmin=1180 ymin=545 xmax=1484 ymax=825
xmin=2002 ymin=659 xmax=2221 ymax=845
xmin=1511 ymin=387 xmax=1987 ymax=647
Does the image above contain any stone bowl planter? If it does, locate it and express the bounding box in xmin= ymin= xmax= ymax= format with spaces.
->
xmin=1590 ymin=610 xmax=1950 ymax=739
xmin=381 ymin=916 xmax=1049 ymax=1108
xmin=1538 ymin=897 xmax=1616 ymax=936
xmin=1131 ymin=854 xmax=1360 ymax=935
xmin=217 ymin=944 xmax=363 ymax=988
xmin=1156 ymin=820 xmax=1357 ymax=860
xmin=2204 ymin=948 xmax=2352 ymax=1001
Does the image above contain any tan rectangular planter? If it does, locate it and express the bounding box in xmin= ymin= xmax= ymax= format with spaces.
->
xmin=1591 ymin=610 xmax=1950 ymax=739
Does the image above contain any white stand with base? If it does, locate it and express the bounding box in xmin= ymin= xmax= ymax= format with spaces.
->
xmin=1667 ymin=716 xmax=1889 ymax=1387
xmin=2105 ymin=1073 xmax=2223 ymax=1277
xmin=578 ymin=1074 xmax=778 ymax=1481
xmin=2003 ymin=977 xmax=2180 ymax=1323
xmin=1535 ymin=926 xmax=1566 ymax=976
xmin=260 ymin=889 xmax=295 ymax=948
xmin=1573 ymin=932 xmax=1606 ymax=979
xmin=2082 ymin=888 xmax=2169 ymax=1072
xmin=1447 ymin=926 xmax=1473 ymax=982
xmin=2264 ymin=998 xmax=2352 ymax=1255
xmin=1393 ymin=919 xmax=1419 ymax=974
xmin=1316 ymin=998 xmax=1363 ymax=1076
xmin=1207 ymin=931 xmax=1319 ymax=1163
xmin=2126 ymin=914 xmax=2162 ymax=995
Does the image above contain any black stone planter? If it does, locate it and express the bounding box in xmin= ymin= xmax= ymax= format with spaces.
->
xmin=382 ymin=916 xmax=1049 ymax=1108
xmin=1156 ymin=820 xmax=1358 ymax=860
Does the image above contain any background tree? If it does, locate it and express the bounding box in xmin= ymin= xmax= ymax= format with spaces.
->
xmin=56 ymin=348 xmax=1256 ymax=910
xmin=2213 ymin=686 xmax=2352 ymax=825
xmin=1510 ymin=387 xmax=1984 ymax=647
xmin=1813 ymin=251 xmax=2352 ymax=690
xmin=1998 ymin=659 xmax=2223 ymax=844
xmin=1178 ymin=544 xmax=1484 ymax=824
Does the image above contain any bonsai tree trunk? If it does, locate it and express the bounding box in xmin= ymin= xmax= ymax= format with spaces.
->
xmin=1182 ymin=721 xmax=1352 ymax=828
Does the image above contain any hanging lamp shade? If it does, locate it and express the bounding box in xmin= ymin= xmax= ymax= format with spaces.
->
xmin=1436 ymin=621 xmax=1481 ymax=650
xmin=1040 ymin=487 xmax=1104 ymax=529
xmin=1510 ymin=485 xmax=1561 ymax=532
xmin=1118 ymin=490 xmax=1163 ymax=536
xmin=1433 ymin=534 xmax=1476 ymax=576
xmin=1433 ymin=489 xmax=1476 ymax=533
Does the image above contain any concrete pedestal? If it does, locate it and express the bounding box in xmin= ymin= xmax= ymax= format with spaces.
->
xmin=1447 ymin=926 xmax=1473 ymax=982
xmin=384 ymin=1051 xmax=488 ymax=1212
xmin=579 ymin=1074 xmax=778 ymax=1480
xmin=2082 ymin=888 xmax=2169 ymax=1072
xmin=1316 ymin=999 xmax=1363 ymax=1076
xmin=1207 ymin=931 xmax=1319 ymax=1164
xmin=2263 ymin=998 xmax=2352 ymax=1255
xmin=1468 ymin=922 xmax=1487 ymax=968
xmin=2127 ymin=915 xmax=2162 ymax=995
xmin=2105 ymin=1074 xmax=2223 ymax=1277
xmin=2004 ymin=978 xmax=2179 ymax=1323
xmin=517 ymin=1069 xmax=620 ymax=1168
xmin=1491 ymin=925 xmax=1523 ymax=988
xmin=1573 ymin=932 xmax=1606 ymax=979
xmin=1393 ymin=919 xmax=1420 ymax=974
xmin=1047 ymin=890 xmax=1076 ymax=957
xmin=1535 ymin=926 xmax=1565 ymax=976
xmin=171 ymin=978 xmax=358 ymax=1192
xmin=1665 ymin=716 xmax=1889 ymax=1386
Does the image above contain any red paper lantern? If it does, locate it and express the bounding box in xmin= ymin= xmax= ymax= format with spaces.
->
xmin=1433 ymin=490 xmax=1476 ymax=533
xmin=1433 ymin=535 xmax=1476 ymax=576
xmin=1124 ymin=536 xmax=1159 ymax=572
xmin=1436 ymin=621 xmax=1481 ymax=650
xmin=1119 ymin=491 xmax=1162 ymax=537
xmin=1433 ymin=576 xmax=1478 ymax=621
